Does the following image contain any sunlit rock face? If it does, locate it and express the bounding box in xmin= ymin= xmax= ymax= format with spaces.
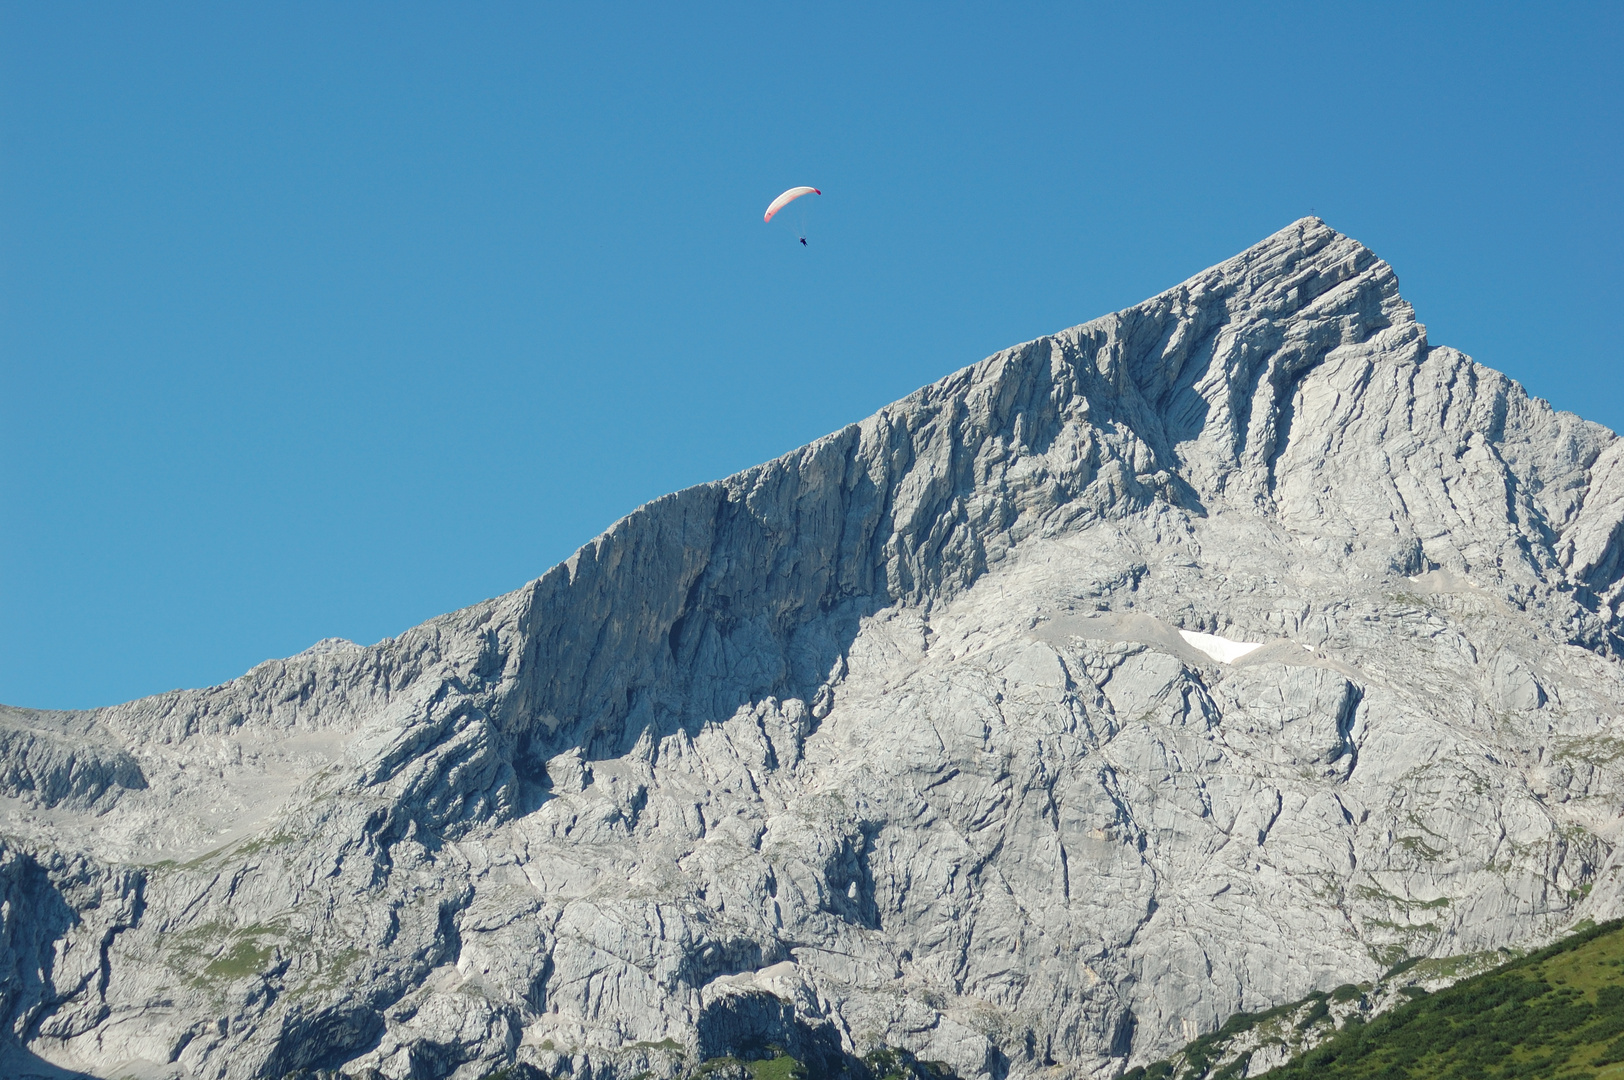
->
xmin=5 ymin=218 xmax=1624 ymax=1080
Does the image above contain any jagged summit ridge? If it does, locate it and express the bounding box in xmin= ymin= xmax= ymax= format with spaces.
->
xmin=3 ymin=219 xmax=1623 ymax=1080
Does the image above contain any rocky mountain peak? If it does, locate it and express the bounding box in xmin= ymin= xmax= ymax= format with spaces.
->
xmin=3 ymin=220 xmax=1623 ymax=1080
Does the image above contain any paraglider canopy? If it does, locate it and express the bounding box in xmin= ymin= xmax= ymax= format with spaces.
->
xmin=764 ymin=187 xmax=820 ymax=223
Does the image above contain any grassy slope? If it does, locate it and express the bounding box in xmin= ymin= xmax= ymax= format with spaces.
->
xmin=1130 ymin=918 xmax=1624 ymax=1080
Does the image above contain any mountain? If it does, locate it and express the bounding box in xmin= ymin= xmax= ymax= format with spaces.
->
xmin=4 ymin=218 xmax=1624 ymax=1080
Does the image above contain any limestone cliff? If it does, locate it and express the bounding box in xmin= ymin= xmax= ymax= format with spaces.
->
xmin=5 ymin=219 xmax=1623 ymax=1080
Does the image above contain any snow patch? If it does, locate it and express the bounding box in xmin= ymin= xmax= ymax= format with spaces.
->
xmin=1178 ymin=629 xmax=1265 ymax=665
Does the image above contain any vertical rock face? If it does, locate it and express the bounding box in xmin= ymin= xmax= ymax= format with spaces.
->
xmin=5 ymin=218 xmax=1624 ymax=1080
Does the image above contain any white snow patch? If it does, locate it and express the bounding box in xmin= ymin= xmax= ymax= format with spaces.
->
xmin=1178 ymin=629 xmax=1265 ymax=665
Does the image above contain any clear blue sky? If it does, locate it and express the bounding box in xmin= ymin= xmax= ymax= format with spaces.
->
xmin=2 ymin=3 xmax=1619 ymax=709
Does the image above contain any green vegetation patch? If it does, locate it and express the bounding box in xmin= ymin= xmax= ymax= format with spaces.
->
xmin=1400 ymin=947 xmax=1517 ymax=985
xmin=862 ymin=1047 xmax=956 ymax=1080
xmin=746 ymin=1055 xmax=808 ymax=1080
xmin=202 ymin=938 xmax=274 ymax=980
xmin=1552 ymin=736 xmax=1624 ymax=767
xmin=165 ymin=919 xmax=300 ymax=988
xmin=688 ymin=1053 xmax=805 ymax=1080
xmin=680 ymin=1046 xmax=955 ymax=1080
xmin=1128 ymin=920 xmax=1624 ymax=1080
xmin=145 ymin=829 xmax=297 ymax=871
xmin=291 ymin=945 xmax=364 ymax=996
xmin=1258 ymin=918 xmax=1624 ymax=1079
xmin=477 ymin=1066 xmax=552 ymax=1080
xmin=1123 ymin=992 xmax=1324 ymax=1080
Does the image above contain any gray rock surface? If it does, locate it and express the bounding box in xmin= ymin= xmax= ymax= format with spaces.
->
xmin=4 ymin=218 xmax=1624 ymax=1079
xmin=0 ymin=708 xmax=146 ymax=812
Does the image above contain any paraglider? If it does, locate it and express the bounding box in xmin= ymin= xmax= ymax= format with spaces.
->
xmin=763 ymin=186 xmax=819 ymax=223
xmin=765 ymin=186 xmax=819 ymax=245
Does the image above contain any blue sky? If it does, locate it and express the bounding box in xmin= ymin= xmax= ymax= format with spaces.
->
xmin=2 ymin=3 xmax=1619 ymax=709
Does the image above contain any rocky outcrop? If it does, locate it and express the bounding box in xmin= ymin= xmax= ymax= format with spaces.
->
xmin=0 ymin=709 xmax=145 ymax=812
xmin=3 ymin=219 xmax=1623 ymax=1080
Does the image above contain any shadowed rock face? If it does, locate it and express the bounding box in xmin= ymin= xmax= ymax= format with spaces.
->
xmin=5 ymin=218 xmax=1624 ymax=1080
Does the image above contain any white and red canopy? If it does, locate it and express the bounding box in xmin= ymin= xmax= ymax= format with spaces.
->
xmin=763 ymin=186 xmax=820 ymax=223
